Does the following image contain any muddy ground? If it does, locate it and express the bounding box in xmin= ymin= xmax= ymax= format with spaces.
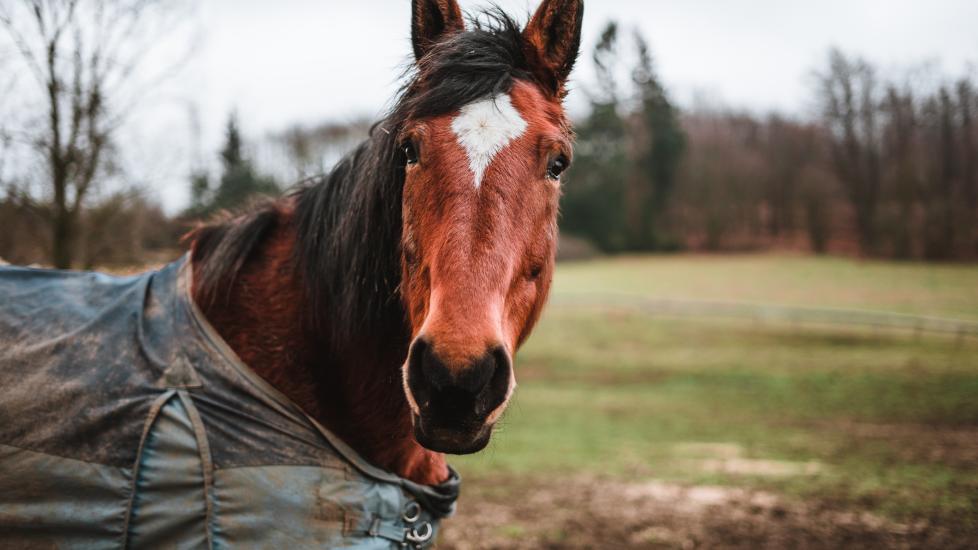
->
xmin=437 ymin=476 xmax=976 ymax=549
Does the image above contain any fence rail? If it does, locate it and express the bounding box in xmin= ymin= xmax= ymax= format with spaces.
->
xmin=550 ymin=293 xmax=978 ymax=338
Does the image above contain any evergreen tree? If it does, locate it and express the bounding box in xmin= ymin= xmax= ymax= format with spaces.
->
xmin=562 ymin=23 xmax=686 ymax=252
xmin=627 ymin=31 xmax=685 ymax=250
xmin=561 ymin=22 xmax=630 ymax=251
xmin=188 ymin=171 xmax=211 ymax=216
xmin=186 ymin=114 xmax=280 ymax=217
xmin=210 ymin=115 xmax=279 ymax=211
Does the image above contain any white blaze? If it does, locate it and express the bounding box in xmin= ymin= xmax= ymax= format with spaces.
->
xmin=451 ymin=94 xmax=528 ymax=189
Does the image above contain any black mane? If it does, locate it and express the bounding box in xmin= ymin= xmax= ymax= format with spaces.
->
xmin=192 ymin=10 xmax=537 ymax=345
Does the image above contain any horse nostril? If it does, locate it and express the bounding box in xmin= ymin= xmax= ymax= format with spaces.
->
xmin=470 ymin=347 xmax=513 ymax=417
xmin=407 ymin=340 xmax=511 ymax=409
xmin=408 ymin=339 xmax=439 ymax=407
xmin=418 ymin=340 xmax=453 ymax=390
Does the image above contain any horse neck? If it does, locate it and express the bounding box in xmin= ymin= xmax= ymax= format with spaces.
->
xmin=191 ymin=202 xmax=448 ymax=486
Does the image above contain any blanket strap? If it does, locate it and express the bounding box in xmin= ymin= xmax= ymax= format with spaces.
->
xmin=119 ymin=389 xmax=176 ymax=549
xmin=178 ymin=390 xmax=215 ymax=550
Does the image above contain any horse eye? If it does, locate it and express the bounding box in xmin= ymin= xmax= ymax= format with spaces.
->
xmin=547 ymin=155 xmax=569 ymax=180
xmin=402 ymin=141 xmax=419 ymax=166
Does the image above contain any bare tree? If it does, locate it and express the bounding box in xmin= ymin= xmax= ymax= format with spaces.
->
xmin=0 ymin=0 xmax=191 ymax=268
xmin=958 ymin=80 xmax=978 ymax=254
xmin=816 ymin=49 xmax=883 ymax=255
xmin=914 ymin=85 xmax=966 ymax=259
xmin=269 ymin=119 xmax=373 ymax=183
xmin=880 ymin=84 xmax=919 ymax=258
xmin=761 ymin=115 xmax=817 ymax=239
xmin=0 ymin=53 xmax=16 ymax=187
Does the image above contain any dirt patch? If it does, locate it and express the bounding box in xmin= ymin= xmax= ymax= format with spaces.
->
xmin=837 ymin=421 xmax=978 ymax=468
xmin=669 ymin=442 xmax=825 ymax=478
xmin=437 ymin=476 xmax=974 ymax=549
xmin=688 ymin=458 xmax=824 ymax=477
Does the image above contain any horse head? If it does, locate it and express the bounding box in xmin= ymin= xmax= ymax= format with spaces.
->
xmin=397 ymin=0 xmax=583 ymax=454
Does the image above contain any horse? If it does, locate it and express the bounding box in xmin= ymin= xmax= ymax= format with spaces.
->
xmin=0 ymin=0 xmax=583 ymax=547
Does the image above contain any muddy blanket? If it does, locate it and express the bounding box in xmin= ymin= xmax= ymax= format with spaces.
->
xmin=0 ymin=257 xmax=458 ymax=549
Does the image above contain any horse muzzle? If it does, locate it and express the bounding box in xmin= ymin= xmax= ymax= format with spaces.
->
xmin=404 ymin=337 xmax=513 ymax=454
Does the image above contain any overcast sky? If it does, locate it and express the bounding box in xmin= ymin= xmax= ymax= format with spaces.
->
xmin=126 ymin=0 xmax=978 ymax=212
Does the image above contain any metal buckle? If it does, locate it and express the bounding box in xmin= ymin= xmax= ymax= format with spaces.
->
xmin=405 ymin=521 xmax=433 ymax=545
xmin=402 ymin=500 xmax=422 ymax=523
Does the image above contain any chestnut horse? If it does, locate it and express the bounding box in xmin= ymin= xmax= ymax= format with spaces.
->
xmin=190 ymin=0 xmax=583 ymax=487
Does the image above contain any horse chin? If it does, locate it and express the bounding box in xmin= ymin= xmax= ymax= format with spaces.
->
xmin=412 ymin=415 xmax=493 ymax=455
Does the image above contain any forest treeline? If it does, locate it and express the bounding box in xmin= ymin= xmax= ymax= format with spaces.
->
xmin=563 ymin=23 xmax=978 ymax=260
xmin=2 ymin=14 xmax=977 ymax=266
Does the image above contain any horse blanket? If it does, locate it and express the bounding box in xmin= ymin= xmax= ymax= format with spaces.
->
xmin=0 ymin=256 xmax=459 ymax=549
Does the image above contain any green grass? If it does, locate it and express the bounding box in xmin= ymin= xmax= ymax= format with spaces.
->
xmin=554 ymin=253 xmax=978 ymax=320
xmin=453 ymin=255 xmax=978 ymax=526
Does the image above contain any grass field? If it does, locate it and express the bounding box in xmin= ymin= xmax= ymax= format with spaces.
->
xmin=441 ymin=254 xmax=978 ymax=548
xmin=553 ymin=253 xmax=978 ymax=320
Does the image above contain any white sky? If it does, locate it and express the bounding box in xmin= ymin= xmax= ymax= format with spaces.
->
xmin=113 ymin=0 xmax=978 ymax=211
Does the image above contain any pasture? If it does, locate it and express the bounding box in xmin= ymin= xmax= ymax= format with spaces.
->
xmin=440 ymin=254 xmax=978 ymax=549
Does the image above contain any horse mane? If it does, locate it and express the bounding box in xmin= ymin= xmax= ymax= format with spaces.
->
xmin=191 ymin=10 xmax=537 ymax=346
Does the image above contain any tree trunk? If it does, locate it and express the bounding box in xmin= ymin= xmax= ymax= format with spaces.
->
xmin=51 ymin=209 xmax=73 ymax=269
xmin=51 ymin=177 xmax=74 ymax=269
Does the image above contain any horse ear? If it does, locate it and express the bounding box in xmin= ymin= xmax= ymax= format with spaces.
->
xmin=523 ymin=0 xmax=584 ymax=95
xmin=412 ymin=0 xmax=465 ymax=61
